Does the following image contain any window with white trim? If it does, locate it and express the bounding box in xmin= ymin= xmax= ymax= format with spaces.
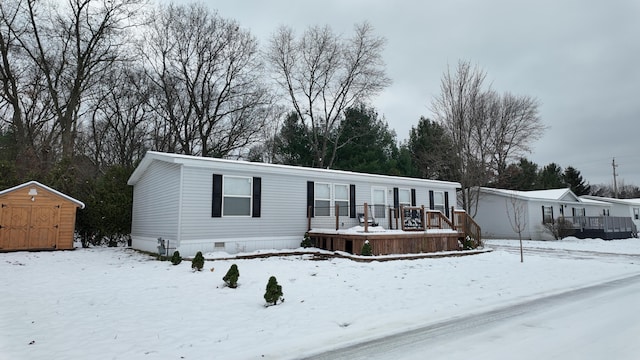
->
xmin=315 ymin=183 xmax=331 ymax=216
xmin=334 ymin=184 xmax=349 ymax=216
xmin=433 ymin=191 xmax=445 ymax=213
xmin=542 ymin=206 xmax=554 ymax=223
xmin=398 ymin=188 xmax=411 ymax=208
xmin=223 ymin=176 xmax=252 ymax=216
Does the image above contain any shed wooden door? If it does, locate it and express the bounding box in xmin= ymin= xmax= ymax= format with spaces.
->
xmin=0 ymin=203 xmax=60 ymax=250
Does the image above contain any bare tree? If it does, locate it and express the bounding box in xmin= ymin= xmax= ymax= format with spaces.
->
xmin=8 ymin=0 xmax=146 ymax=161
xmin=505 ymin=193 xmax=527 ymax=262
xmin=267 ymin=22 xmax=391 ymax=168
xmin=140 ymin=3 xmax=272 ymax=158
xmin=432 ymin=60 xmax=545 ymax=215
xmin=431 ymin=60 xmax=488 ymax=215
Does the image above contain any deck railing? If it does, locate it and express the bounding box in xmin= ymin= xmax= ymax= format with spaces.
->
xmin=561 ymin=216 xmax=637 ymax=233
xmin=307 ymin=204 xmax=482 ymax=245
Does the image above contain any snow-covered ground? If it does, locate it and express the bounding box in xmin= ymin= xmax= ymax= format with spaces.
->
xmin=1 ymin=237 xmax=639 ymax=360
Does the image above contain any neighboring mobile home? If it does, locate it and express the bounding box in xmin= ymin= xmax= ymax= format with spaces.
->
xmin=0 ymin=181 xmax=85 ymax=251
xmin=473 ymin=187 xmax=616 ymax=240
xmin=127 ymin=151 xmax=462 ymax=256
xmin=581 ymin=196 xmax=640 ymax=230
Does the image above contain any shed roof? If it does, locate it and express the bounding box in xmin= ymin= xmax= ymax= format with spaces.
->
xmin=128 ymin=151 xmax=462 ymax=188
xmin=0 ymin=181 xmax=85 ymax=209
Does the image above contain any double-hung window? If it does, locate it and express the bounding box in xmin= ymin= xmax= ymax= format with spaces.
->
xmin=433 ymin=191 xmax=445 ymax=213
xmin=542 ymin=206 xmax=554 ymax=223
xmin=334 ymin=184 xmax=349 ymax=216
xmin=223 ymin=176 xmax=252 ymax=216
xmin=398 ymin=189 xmax=411 ymax=208
xmin=315 ymin=183 xmax=331 ymax=216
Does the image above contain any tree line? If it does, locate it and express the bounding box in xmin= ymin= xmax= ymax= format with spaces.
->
xmin=0 ymin=0 xmax=633 ymax=245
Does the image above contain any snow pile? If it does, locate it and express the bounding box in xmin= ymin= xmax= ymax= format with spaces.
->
xmin=1 ymin=239 xmax=639 ymax=359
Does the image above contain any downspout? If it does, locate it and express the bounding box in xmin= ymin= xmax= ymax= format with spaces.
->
xmin=176 ymin=164 xmax=184 ymax=251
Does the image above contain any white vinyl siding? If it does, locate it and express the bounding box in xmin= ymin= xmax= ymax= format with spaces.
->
xmin=223 ymin=176 xmax=252 ymax=216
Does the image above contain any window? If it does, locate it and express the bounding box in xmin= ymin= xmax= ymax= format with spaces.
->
xmin=223 ymin=176 xmax=252 ymax=216
xmin=398 ymin=188 xmax=411 ymax=208
xmin=542 ymin=206 xmax=554 ymax=223
xmin=315 ymin=183 xmax=331 ymax=216
xmin=634 ymin=208 xmax=639 ymax=220
xmin=433 ymin=191 xmax=445 ymax=213
xmin=603 ymin=209 xmax=610 ymax=216
xmin=334 ymin=184 xmax=349 ymax=216
xmin=372 ymin=187 xmax=387 ymax=218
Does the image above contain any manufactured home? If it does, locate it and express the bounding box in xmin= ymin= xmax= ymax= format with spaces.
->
xmin=128 ymin=151 xmax=467 ymax=256
xmin=0 ymin=181 xmax=84 ymax=251
xmin=581 ymin=196 xmax=640 ymax=231
xmin=474 ymin=187 xmax=635 ymax=240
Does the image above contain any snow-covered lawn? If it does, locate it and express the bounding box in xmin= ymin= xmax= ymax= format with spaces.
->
xmin=1 ymin=238 xmax=639 ymax=359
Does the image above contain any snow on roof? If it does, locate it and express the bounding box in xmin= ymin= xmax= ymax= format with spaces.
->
xmin=0 ymin=180 xmax=85 ymax=209
xmin=481 ymin=187 xmax=579 ymax=202
xmin=581 ymin=195 xmax=640 ymax=206
xmin=128 ymin=151 xmax=462 ymax=188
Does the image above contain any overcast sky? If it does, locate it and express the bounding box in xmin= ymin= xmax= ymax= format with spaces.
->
xmin=164 ymin=0 xmax=639 ymax=186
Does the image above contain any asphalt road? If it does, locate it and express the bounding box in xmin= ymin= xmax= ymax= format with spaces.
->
xmin=303 ymin=273 xmax=640 ymax=360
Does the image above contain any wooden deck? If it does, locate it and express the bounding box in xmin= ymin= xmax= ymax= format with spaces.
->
xmin=308 ymin=230 xmax=462 ymax=255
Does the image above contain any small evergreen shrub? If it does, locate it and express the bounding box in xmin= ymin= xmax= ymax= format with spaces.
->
xmin=361 ymin=240 xmax=372 ymax=256
xmin=264 ymin=276 xmax=283 ymax=306
xmin=223 ymin=264 xmax=240 ymax=288
xmin=191 ymin=251 xmax=205 ymax=271
xmin=171 ymin=251 xmax=182 ymax=265
xmin=300 ymin=232 xmax=313 ymax=248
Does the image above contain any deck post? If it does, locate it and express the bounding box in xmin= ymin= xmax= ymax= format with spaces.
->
xmin=364 ymin=202 xmax=369 ymax=233
xmin=307 ymin=206 xmax=312 ymax=231
xmin=335 ymin=203 xmax=339 ymax=230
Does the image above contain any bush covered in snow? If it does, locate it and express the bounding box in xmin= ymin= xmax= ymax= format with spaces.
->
xmin=264 ymin=276 xmax=283 ymax=306
xmin=223 ymin=264 xmax=240 ymax=288
xmin=171 ymin=251 xmax=182 ymax=265
xmin=191 ymin=251 xmax=204 ymax=271
xmin=361 ymin=240 xmax=372 ymax=256
xmin=300 ymin=232 xmax=312 ymax=248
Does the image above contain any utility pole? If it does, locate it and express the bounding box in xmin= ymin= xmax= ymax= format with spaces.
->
xmin=612 ymin=157 xmax=618 ymax=198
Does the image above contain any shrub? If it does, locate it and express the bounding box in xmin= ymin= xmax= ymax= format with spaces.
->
xmin=171 ymin=251 xmax=182 ymax=265
xmin=300 ymin=232 xmax=313 ymax=248
xmin=361 ymin=240 xmax=372 ymax=256
xmin=191 ymin=251 xmax=205 ymax=271
xmin=264 ymin=276 xmax=283 ymax=306
xmin=223 ymin=264 xmax=240 ymax=288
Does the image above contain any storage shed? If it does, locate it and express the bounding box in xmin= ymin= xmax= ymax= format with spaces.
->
xmin=0 ymin=181 xmax=85 ymax=251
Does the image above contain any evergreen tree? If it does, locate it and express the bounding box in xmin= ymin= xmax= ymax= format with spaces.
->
xmin=361 ymin=240 xmax=373 ymax=256
xmin=495 ymin=158 xmax=538 ymax=190
xmin=537 ymin=163 xmax=565 ymax=189
xmin=192 ymin=251 xmax=205 ymax=271
xmin=272 ymin=112 xmax=314 ymax=166
xmin=563 ymin=166 xmax=591 ymax=196
xmin=300 ymin=232 xmax=312 ymax=248
xmin=171 ymin=251 xmax=182 ymax=265
xmin=407 ymin=117 xmax=456 ymax=180
xmin=264 ymin=276 xmax=283 ymax=306
xmin=223 ymin=264 xmax=240 ymax=288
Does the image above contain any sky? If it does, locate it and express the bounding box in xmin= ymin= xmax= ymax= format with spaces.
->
xmin=1 ymin=239 xmax=640 ymax=359
xmin=161 ymin=0 xmax=640 ymax=186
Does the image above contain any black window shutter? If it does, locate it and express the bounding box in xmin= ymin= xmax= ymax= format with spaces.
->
xmin=444 ymin=192 xmax=449 ymax=217
xmin=393 ymin=187 xmax=399 ymax=209
xmin=572 ymin=208 xmax=575 ymax=217
xmin=411 ymin=189 xmax=416 ymax=207
xmin=429 ymin=190 xmax=434 ymax=210
xmin=541 ymin=205 xmax=545 ymax=222
xmin=252 ymin=177 xmax=261 ymax=218
xmin=349 ymin=184 xmax=356 ymax=218
xmin=307 ymin=181 xmax=314 ymax=218
xmin=212 ymin=174 xmax=223 ymax=217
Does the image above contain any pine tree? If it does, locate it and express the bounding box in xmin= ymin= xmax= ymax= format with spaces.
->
xmin=264 ymin=276 xmax=283 ymax=306
xmin=223 ymin=264 xmax=240 ymax=288
xmin=563 ymin=166 xmax=591 ymax=196
xmin=191 ymin=251 xmax=204 ymax=271
xmin=171 ymin=251 xmax=182 ymax=265
xmin=361 ymin=240 xmax=372 ymax=256
xmin=300 ymin=232 xmax=312 ymax=248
